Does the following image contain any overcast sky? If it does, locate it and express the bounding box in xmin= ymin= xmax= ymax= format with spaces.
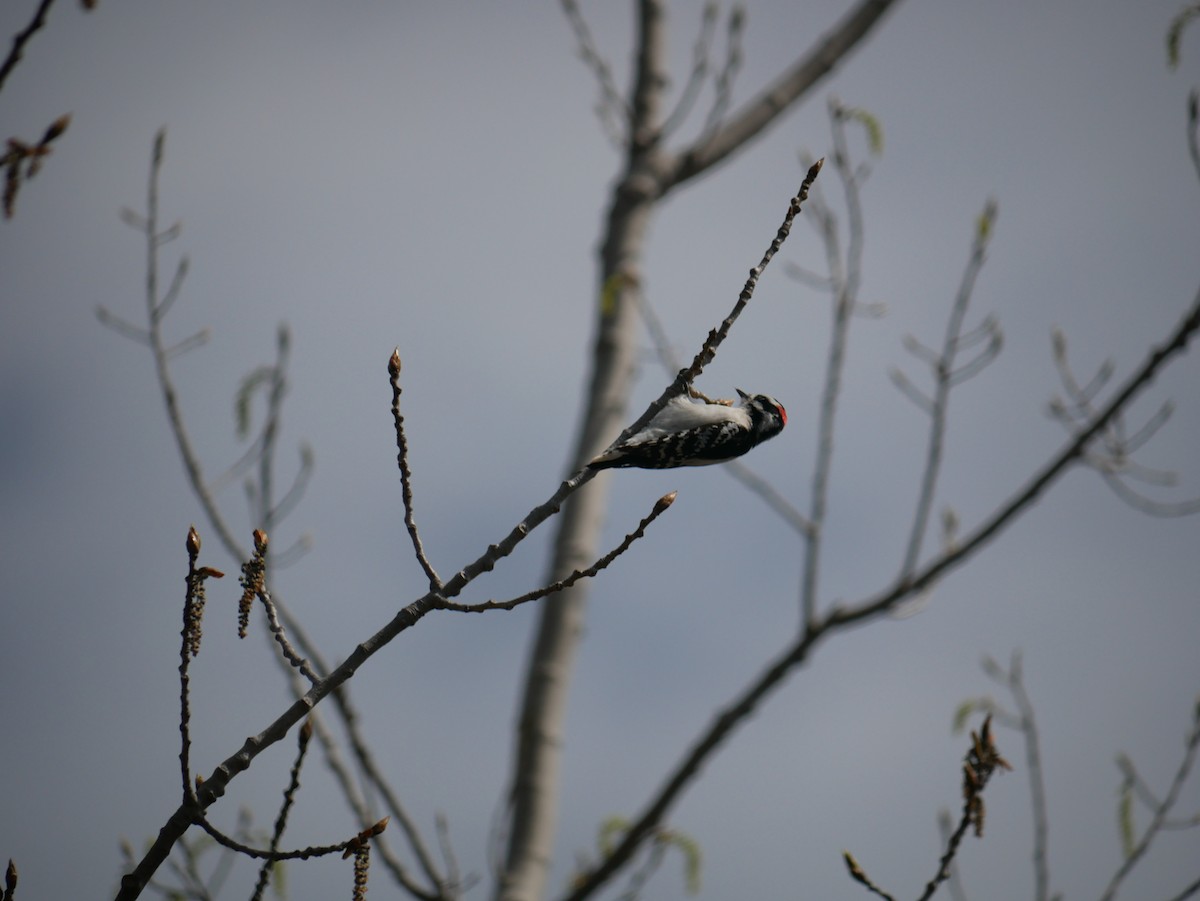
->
xmin=2 ymin=1 xmax=1198 ymax=899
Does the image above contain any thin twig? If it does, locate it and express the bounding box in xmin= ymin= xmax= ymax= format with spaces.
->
xmin=935 ymin=811 xmax=969 ymax=901
xmin=1099 ymin=702 xmax=1200 ymax=901
xmin=898 ymin=201 xmax=997 ymax=579
xmin=1116 ymin=754 xmax=1200 ymax=829
xmin=0 ymin=0 xmax=57 ymax=92
xmin=257 ymin=584 xmax=320 ymax=685
xmin=801 ymin=105 xmax=862 ymax=628
xmin=95 ymin=305 xmax=151 ymax=344
xmin=1050 ymin=322 xmax=1200 ymax=516
xmin=254 ymin=325 xmax=290 ymax=535
xmin=193 ymin=811 xmax=389 ymax=864
xmin=995 ymin=653 xmax=1051 ymax=901
xmin=658 ymin=2 xmax=717 ymax=140
xmin=1166 ymin=872 xmax=1200 ymax=901
xmin=842 ymin=851 xmax=896 ymax=901
xmin=269 ymin=444 xmax=314 ymax=525
xmin=437 ymin=491 xmax=676 ymax=613
xmin=389 ymin=349 xmax=442 ymax=591
xmin=250 ymin=719 xmax=313 ymax=901
xmin=700 ymin=5 xmax=745 ymax=138
xmin=560 ymin=0 xmax=630 ymax=145
xmin=1188 ymin=90 xmax=1199 ymax=185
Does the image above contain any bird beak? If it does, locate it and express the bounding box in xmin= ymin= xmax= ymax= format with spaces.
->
xmin=735 ymin=387 xmax=750 ymax=401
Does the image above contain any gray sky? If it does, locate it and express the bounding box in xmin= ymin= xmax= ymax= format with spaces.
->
xmin=2 ymin=1 xmax=1198 ymax=899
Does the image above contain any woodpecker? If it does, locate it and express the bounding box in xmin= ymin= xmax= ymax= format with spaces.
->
xmin=588 ymin=389 xmax=787 ymax=470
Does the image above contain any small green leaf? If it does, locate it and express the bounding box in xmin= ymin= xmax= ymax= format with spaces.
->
xmin=667 ymin=831 xmax=703 ymax=894
xmin=597 ymin=816 xmax=630 ymax=856
xmin=844 ymin=107 xmax=884 ymax=156
xmin=952 ymin=699 xmax=979 ymax=734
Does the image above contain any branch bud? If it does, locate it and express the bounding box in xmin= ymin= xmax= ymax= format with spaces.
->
xmin=40 ymin=114 xmax=71 ymax=145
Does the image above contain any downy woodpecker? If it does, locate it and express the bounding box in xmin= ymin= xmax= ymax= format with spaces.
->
xmin=588 ymin=389 xmax=787 ymax=470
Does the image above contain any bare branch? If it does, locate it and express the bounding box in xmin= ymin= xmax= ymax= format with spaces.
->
xmin=699 ymin=4 xmax=745 ymax=137
xmin=1099 ymin=472 xmax=1200 ymax=517
xmin=1050 ymin=326 xmax=1114 ymax=415
xmin=389 ymin=349 xmax=442 ymax=591
xmin=947 ymin=328 xmax=1002 ymax=386
xmin=846 ymin=286 xmax=1200 ymax=628
xmin=664 ymin=0 xmax=901 ymax=188
xmin=1188 ymin=90 xmax=1200 ymax=184
xmin=250 ymin=719 xmax=314 ymax=901
xmin=268 ymin=443 xmax=315 ymax=525
xmin=721 ymin=463 xmax=814 ymax=537
xmin=1122 ymin=399 xmax=1174 ymax=453
xmin=842 ymin=851 xmax=896 ymax=901
xmin=782 ymin=259 xmax=832 ymax=290
xmin=156 ymin=256 xmax=190 ymax=320
xmin=657 ymin=2 xmax=717 ymax=140
xmin=0 ymin=0 xmax=57 ymax=92
xmin=800 ymin=106 xmax=865 ymax=627
xmin=95 ymin=305 xmax=152 ymax=345
xmin=257 ymin=586 xmax=320 ymax=686
xmin=1099 ymin=702 xmax=1200 ymax=901
xmin=902 ymin=332 xmax=942 ymax=368
xmin=898 ymin=201 xmax=997 ymax=579
xmin=981 ymin=653 xmax=1052 ymax=901
xmin=163 ymin=329 xmax=210 ymax=361
xmin=953 ymin=314 xmax=999 ymax=352
xmin=1051 ymin=322 xmax=1198 ymax=515
xmin=437 ymin=491 xmax=676 ymax=613
xmin=889 ymin=367 xmax=935 ymax=415
xmin=193 ymin=810 xmax=390 ymax=865
xmin=934 ymin=811 xmax=969 ymax=901
xmin=560 ymin=0 xmax=630 ymax=145
xmin=1117 ymin=754 xmax=1200 ymax=830
xmin=1166 ymin=873 xmax=1200 ymax=901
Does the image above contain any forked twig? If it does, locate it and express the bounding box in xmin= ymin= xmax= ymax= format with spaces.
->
xmin=118 ymin=168 xmax=823 ymax=901
xmin=560 ymin=0 xmax=630 ymax=145
xmin=108 ymin=131 xmax=443 ymax=901
xmin=897 ymin=201 xmax=999 ymax=580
